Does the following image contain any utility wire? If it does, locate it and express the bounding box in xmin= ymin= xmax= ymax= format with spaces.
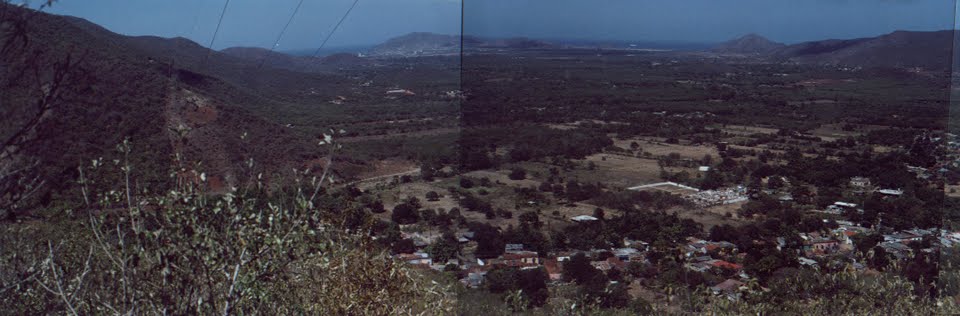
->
xmin=312 ymin=0 xmax=360 ymax=58
xmin=257 ymin=0 xmax=306 ymax=70
xmin=202 ymin=0 xmax=232 ymax=69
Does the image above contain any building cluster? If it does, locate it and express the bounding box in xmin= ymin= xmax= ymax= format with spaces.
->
xmin=391 ymin=162 xmax=960 ymax=303
xmin=392 ymin=212 xmax=954 ymax=302
xmin=684 ymin=186 xmax=748 ymax=207
xmin=879 ymin=228 xmax=944 ymax=259
xmin=457 ymin=241 xmax=651 ymax=288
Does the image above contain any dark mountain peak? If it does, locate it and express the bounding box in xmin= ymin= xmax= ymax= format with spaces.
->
xmin=712 ymin=33 xmax=785 ymax=54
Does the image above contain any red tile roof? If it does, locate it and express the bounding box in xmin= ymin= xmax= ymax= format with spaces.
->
xmin=711 ymin=260 xmax=742 ymax=270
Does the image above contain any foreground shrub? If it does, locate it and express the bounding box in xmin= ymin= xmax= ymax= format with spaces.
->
xmin=0 ymin=139 xmax=455 ymax=315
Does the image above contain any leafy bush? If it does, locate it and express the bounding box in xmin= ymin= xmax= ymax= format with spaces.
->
xmin=0 ymin=138 xmax=455 ymax=315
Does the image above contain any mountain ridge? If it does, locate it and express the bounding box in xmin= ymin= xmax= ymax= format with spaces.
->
xmin=712 ymin=30 xmax=954 ymax=70
xmin=0 ymin=4 xmax=340 ymax=197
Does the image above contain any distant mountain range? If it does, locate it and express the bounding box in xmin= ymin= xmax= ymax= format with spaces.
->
xmin=219 ymin=29 xmax=956 ymax=70
xmin=364 ymin=32 xmax=553 ymax=57
xmin=712 ymin=31 xmax=954 ymax=70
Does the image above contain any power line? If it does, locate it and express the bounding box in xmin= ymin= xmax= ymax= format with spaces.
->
xmin=202 ymin=0 xmax=232 ymax=69
xmin=312 ymin=0 xmax=360 ymax=58
xmin=258 ymin=0 xmax=306 ymax=70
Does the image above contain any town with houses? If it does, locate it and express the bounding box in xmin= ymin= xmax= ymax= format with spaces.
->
xmin=393 ymin=173 xmax=956 ymax=302
xmin=383 ymin=131 xmax=960 ymax=305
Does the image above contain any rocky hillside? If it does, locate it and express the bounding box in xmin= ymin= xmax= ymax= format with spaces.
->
xmin=0 ymin=4 xmax=340 ymax=201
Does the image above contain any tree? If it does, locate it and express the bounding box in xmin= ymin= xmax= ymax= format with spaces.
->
xmin=392 ymin=239 xmax=416 ymax=254
xmin=486 ymin=268 xmax=518 ymax=294
xmin=702 ymin=154 xmax=714 ymax=165
xmin=484 ymin=267 xmax=549 ymax=308
xmin=767 ymin=176 xmax=785 ymax=190
xmin=459 ymin=177 xmax=475 ymax=189
xmin=601 ymin=282 xmax=631 ymax=309
xmin=426 ymin=231 xmax=460 ymax=263
xmin=563 ymin=253 xmax=599 ymax=284
xmin=870 ymin=246 xmax=891 ymax=270
xmin=854 ymin=233 xmax=883 ymax=255
xmin=576 ymin=270 xmax=623 ymax=308
xmin=626 ymin=261 xmax=646 ymax=278
xmin=551 ymin=231 xmax=569 ymax=251
xmin=420 ymin=163 xmax=437 ymax=181
xmin=518 ymin=211 xmax=541 ymax=229
xmin=420 ymin=208 xmax=437 ymax=225
xmin=709 ymin=224 xmax=737 ymax=242
xmin=593 ymin=208 xmax=605 ymax=220
xmin=790 ymin=185 xmax=813 ymax=204
xmin=606 ymin=267 xmax=622 ymax=282
xmin=517 ymin=268 xmax=550 ymax=307
xmin=425 ymin=191 xmax=440 ymax=202
xmin=508 ymin=167 xmax=526 ymax=180
xmin=391 ymin=203 xmax=419 ymax=225
xmin=473 ymin=223 xmax=505 ymax=259
xmin=403 ymin=196 xmax=423 ymax=210
xmin=538 ymin=181 xmax=552 ymax=192
xmin=484 ymin=208 xmax=496 ymax=219
xmin=366 ymin=199 xmax=386 ymax=213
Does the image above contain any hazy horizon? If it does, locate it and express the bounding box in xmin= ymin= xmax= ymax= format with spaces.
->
xmin=32 ymin=0 xmax=956 ymax=50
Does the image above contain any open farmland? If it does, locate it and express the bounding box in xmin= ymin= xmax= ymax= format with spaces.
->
xmin=620 ymin=137 xmax=720 ymax=160
xmin=560 ymin=154 xmax=692 ymax=188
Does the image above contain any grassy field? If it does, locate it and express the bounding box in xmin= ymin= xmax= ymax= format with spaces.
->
xmin=665 ymin=202 xmax=747 ymax=231
xmin=720 ymin=124 xmax=779 ymax=136
xmin=551 ymin=154 xmax=666 ymax=188
xmin=621 ymin=137 xmax=719 ymax=160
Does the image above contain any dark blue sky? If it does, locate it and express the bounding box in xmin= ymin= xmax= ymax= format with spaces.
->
xmin=38 ymin=0 xmax=955 ymax=49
